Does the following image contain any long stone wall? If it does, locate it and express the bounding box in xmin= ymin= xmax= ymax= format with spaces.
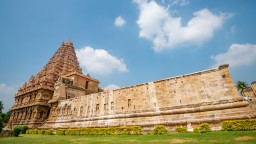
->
xmin=41 ymin=64 xmax=256 ymax=130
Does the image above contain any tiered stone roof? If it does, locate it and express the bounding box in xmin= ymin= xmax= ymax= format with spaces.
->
xmin=16 ymin=40 xmax=83 ymax=96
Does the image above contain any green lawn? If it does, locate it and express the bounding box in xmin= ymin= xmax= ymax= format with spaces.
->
xmin=0 ymin=131 xmax=256 ymax=144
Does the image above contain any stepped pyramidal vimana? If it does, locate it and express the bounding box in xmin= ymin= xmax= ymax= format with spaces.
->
xmin=7 ymin=40 xmax=256 ymax=131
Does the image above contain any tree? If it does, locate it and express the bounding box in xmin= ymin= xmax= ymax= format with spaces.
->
xmin=0 ymin=101 xmax=3 ymax=133
xmin=3 ymin=111 xmax=11 ymax=123
xmin=236 ymin=81 xmax=250 ymax=96
xmin=0 ymin=101 xmax=3 ymax=113
xmin=0 ymin=116 xmax=2 ymax=133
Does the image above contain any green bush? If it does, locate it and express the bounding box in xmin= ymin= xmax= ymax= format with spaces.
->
xmin=26 ymin=129 xmax=35 ymax=134
xmin=56 ymin=129 xmax=66 ymax=135
xmin=26 ymin=129 xmax=52 ymax=135
xmin=221 ymin=119 xmax=256 ymax=131
xmin=198 ymin=123 xmax=211 ymax=133
xmin=21 ymin=125 xmax=29 ymax=134
xmin=108 ymin=127 xmax=115 ymax=135
xmin=132 ymin=126 xmax=142 ymax=135
xmin=25 ymin=129 xmax=30 ymax=134
xmin=67 ymin=126 xmax=142 ymax=135
xmin=80 ymin=128 xmax=88 ymax=135
xmin=25 ymin=126 xmax=142 ymax=136
xmin=102 ymin=128 xmax=110 ymax=135
xmin=32 ymin=129 xmax=39 ymax=134
xmin=193 ymin=127 xmax=199 ymax=133
xmin=66 ymin=129 xmax=77 ymax=135
xmin=13 ymin=126 xmax=22 ymax=137
xmin=175 ymin=126 xmax=188 ymax=133
xmin=115 ymin=127 xmax=126 ymax=135
xmin=38 ymin=130 xmax=45 ymax=134
xmin=153 ymin=125 xmax=168 ymax=135
xmin=44 ymin=130 xmax=53 ymax=135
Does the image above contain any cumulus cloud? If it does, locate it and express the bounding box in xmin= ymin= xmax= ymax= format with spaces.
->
xmin=76 ymin=46 xmax=128 ymax=75
xmin=211 ymin=43 xmax=256 ymax=67
xmin=0 ymin=83 xmax=16 ymax=113
xmin=105 ymin=84 xmax=120 ymax=90
xmin=114 ymin=16 xmax=126 ymax=27
xmin=134 ymin=0 xmax=228 ymax=52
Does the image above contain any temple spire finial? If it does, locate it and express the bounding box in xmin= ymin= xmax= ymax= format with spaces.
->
xmin=65 ymin=39 xmax=73 ymax=47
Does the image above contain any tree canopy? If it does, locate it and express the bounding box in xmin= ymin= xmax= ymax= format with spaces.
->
xmin=236 ymin=81 xmax=250 ymax=96
xmin=0 ymin=101 xmax=3 ymax=113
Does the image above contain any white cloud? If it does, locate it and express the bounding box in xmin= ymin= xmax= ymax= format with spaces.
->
xmin=76 ymin=46 xmax=128 ymax=75
xmin=134 ymin=0 xmax=228 ymax=52
xmin=0 ymin=83 xmax=16 ymax=113
xmin=211 ymin=43 xmax=256 ymax=67
xmin=171 ymin=0 xmax=189 ymax=6
xmin=105 ymin=84 xmax=120 ymax=90
xmin=114 ymin=16 xmax=126 ymax=27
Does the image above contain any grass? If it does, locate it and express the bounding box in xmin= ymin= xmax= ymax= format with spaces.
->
xmin=0 ymin=131 xmax=256 ymax=144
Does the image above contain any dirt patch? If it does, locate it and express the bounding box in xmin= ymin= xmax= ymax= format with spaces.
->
xmin=234 ymin=136 xmax=254 ymax=141
xmin=170 ymin=138 xmax=196 ymax=144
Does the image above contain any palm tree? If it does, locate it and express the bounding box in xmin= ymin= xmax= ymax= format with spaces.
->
xmin=236 ymin=81 xmax=250 ymax=96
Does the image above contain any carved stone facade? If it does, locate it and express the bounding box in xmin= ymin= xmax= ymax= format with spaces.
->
xmin=7 ymin=41 xmax=256 ymax=131
xmin=7 ymin=41 xmax=100 ymax=128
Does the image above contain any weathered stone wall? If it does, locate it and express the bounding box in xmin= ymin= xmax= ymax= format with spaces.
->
xmin=243 ymin=81 xmax=256 ymax=116
xmin=65 ymin=73 xmax=99 ymax=94
xmin=243 ymin=81 xmax=256 ymax=98
xmin=41 ymin=64 xmax=256 ymax=130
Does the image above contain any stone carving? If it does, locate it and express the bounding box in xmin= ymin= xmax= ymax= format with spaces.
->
xmin=7 ymin=40 xmax=91 ymax=129
xmin=62 ymin=78 xmax=73 ymax=85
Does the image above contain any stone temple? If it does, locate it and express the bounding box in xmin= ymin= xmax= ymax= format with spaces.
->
xmin=7 ymin=41 xmax=256 ymax=131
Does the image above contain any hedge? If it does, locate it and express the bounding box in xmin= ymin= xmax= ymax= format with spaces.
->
xmin=44 ymin=130 xmax=53 ymax=135
xmin=25 ymin=129 xmax=38 ymax=134
xmin=25 ymin=126 xmax=142 ymax=135
xmin=21 ymin=125 xmax=28 ymax=134
xmin=56 ymin=129 xmax=66 ymax=135
xmin=66 ymin=126 xmax=142 ymax=135
xmin=32 ymin=129 xmax=39 ymax=134
xmin=193 ymin=127 xmax=199 ymax=133
xmin=25 ymin=129 xmax=53 ymax=135
xmin=38 ymin=130 xmax=45 ymax=134
xmin=175 ymin=126 xmax=187 ymax=133
xmin=153 ymin=125 xmax=168 ymax=135
xmin=26 ymin=129 xmax=32 ymax=134
xmin=193 ymin=123 xmax=211 ymax=133
xmin=221 ymin=119 xmax=256 ymax=131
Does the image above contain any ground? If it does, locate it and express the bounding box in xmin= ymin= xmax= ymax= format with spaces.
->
xmin=0 ymin=131 xmax=256 ymax=144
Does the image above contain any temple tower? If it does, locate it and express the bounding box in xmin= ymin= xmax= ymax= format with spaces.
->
xmin=7 ymin=40 xmax=93 ymax=128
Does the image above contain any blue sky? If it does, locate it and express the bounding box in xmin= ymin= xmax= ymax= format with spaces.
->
xmin=1 ymin=0 xmax=256 ymax=112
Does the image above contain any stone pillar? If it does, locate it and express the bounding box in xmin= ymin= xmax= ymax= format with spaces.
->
xmin=36 ymin=91 xmax=43 ymax=102
xmin=22 ymin=110 xmax=27 ymax=120
xmin=251 ymin=81 xmax=256 ymax=96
